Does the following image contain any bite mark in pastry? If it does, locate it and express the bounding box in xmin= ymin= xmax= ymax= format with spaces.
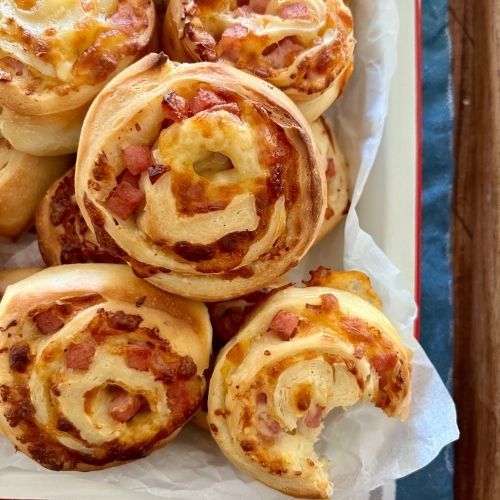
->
xmin=0 ymin=264 xmax=212 ymax=471
xmin=163 ymin=0 xmax=355 ymax=121
xmin=0 ymin=0 xmax=156 ymax=156
xmin=207 ymin=270 xmax=411 ymax=498
xmin=75 ymin=54 xmax=326 ymax=301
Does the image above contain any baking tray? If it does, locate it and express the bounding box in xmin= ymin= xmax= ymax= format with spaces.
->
xmin=0 ymin=1 xmax=421 ymax=497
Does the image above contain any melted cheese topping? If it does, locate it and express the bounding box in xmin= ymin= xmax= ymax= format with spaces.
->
xmin=0 ymin=265 xmax=212 ymax=470
xmin=0 ymin=0 xmax=148 ymax=86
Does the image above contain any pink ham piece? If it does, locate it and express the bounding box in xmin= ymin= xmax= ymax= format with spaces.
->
xmin=341 ymin=317 xmax=375 ymax=342
xmin=109 ymin=389 xmax=143 ymax=423
xmin=372 ymin=352 xmax=398 ymax=374
xmin=65 ymin=341 xmax=96 ymax=370
xmin=119 ymin=169 xmax=140 ymax=187
xmin=33 ymin=309 xmax=64 ymax=335
xmin=105 ymin=180 xmax=144 ymax=220
xmin=320 ymin=293 xmax=339 ymax=312
xmin=189 ymin=88 xmax=227 ymax=114
xmin=269 ymin=310 xmax=300 ymax=340
xmin=125 ymin=344 xmax=152 ymax=371
xmin=122 ymin=145 xmax=153 ymax=175
xmin=256 ymin=414 xmax=283 ymax=438
xmin=278 ymin=3 xmax=312 ymax=20
xmin=303 ymin=405 xmax=323 ymax=428
xmin=264 ymin=37 xmax=303 ymax=69
xmin=162 ymin=91 xmax=190 ymax=122
xmin=218 ymin=24 xmax=249 ymax=61
xmin=150 ymin=351 xmax=180 ymax=381
xmin=109 ymin=1 xmax=136 ymax=35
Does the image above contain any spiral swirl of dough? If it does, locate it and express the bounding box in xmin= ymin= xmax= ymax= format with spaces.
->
xmin=36 ymin=168 xmax=121 ymax=265
xmin=76 ymin=54 xmax=326 ymax=301
xmin=208 ymin=282 xmax=411 ymax=498
xmin=0 ymin=0 xmax=156 ymax=156
xmin=0 ymin=264 xmax=211 ymax=471
xmin=310 ymin=116 xmax=349 ymax=240
xmin=163 ymin=0 xmax=355 ymax=121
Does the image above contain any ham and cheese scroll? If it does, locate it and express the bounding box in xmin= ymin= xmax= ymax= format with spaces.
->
xmin=163 ymin=0 xmax=355 ymax=121
xmin=208 ymin=269 xmax=411 ymax=498
xmin=0 ymin=136 xmax=71 ymax=238
xmin=0 ymin=264 xmax=212 ymax=471
xmin=76 ymin=54 xmax=326 ymax=301
xmin=0 ymin=0 xmax=156 ymax=156
xmin=36 ymin=168 xmax=121 ymax=265
xmin=311 ymin=116 xmax=349 ymax=240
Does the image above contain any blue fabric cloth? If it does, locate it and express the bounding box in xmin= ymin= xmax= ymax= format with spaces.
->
xmin=396 ymin=1 xmax=454 ymax=499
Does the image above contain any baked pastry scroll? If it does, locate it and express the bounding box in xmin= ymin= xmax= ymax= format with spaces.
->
xmin=0 ymin=0 xmax=156 ymax=156
xmin=76 ymin=54 xmax=326 ymax=301
xmin=0 ymin=137 xmax=70 ymax=238
xmin=0 ymin=264 xmax=211 ymax=470
xmin=208 ymin=272 xmax=411 ymax=498
xmin=36 ymin=168 xmax=121 ymax=265
xmin=310 ymin=116 xmax=349 ymax=240
xmin=163 ymin=0 xmax=355 ymax=121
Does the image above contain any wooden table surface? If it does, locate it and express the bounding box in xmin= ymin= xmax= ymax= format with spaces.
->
xmin=449 ymin=0 xmax=499 ymax=498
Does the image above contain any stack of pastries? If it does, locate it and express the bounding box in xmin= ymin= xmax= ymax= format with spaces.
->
xmin=0 ymin=2 xmax=411 ymax=498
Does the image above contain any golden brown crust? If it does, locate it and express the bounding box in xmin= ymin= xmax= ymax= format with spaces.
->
xmin=0 ymin=0 xmax=156 ymax=155
xmin=208 ymin=277 xmax=411 ymax=498
xmin=75 ymin=54 xmax=327 ymax=301
xmin=0 ymin=137 xmax=71 ymax=239
xmin=36 ymin=168 xmax=121 ymax=266
xmin=0 ymin=264 xmax=212 ymax=471
xmin=163 ymin=0 xmax=355 ymax=121
xmin=0 ymin=267 xmax=43 ymax=299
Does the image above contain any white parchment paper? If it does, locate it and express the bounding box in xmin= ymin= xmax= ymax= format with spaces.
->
xmin=0 ymin=0 xmax=458 ymax=498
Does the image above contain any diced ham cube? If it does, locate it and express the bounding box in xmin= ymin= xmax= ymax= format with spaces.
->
xmin=119 ymin=169 xmax=140 ymax=187
xmin=161 ymin=91 xmax=190 ymax=122
xmin=269 ymin=310 xmax=300 ymax=340
xmin=372 ymin=352 xmax=398 ymax=374
xmin=109 ymin=1 xmax=136 ymax=34
xmin=278 ymin=3 xmax=312 ymax=20
xmin=303 ymin=405 xmax=323 ymax=428
xmin=189 ymin=88 xmax=227 ymax=114
xmin=109 ymin=389 xmax=143 ymax=422
xmin=33 ymin=310 xmax=64 ymax=335
xmin=264 ymin=37 xmax=303 ymax=69
xmin=256 ymin=414 xmax=283 ymax=438
xmin=105 ymin=181 xmax=144 ymax=220
xmin=320 ymin=293 xmax=339 ymax=312
xmin=218 ymin=24 xmax=249 ymax=61
xmin=125 ymin=344 xmax=152 ymax=371
xmin=122 ymin=145 xmax=153 ymax=175
xmin=65 ymin=341 xmax=96 ymax=370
